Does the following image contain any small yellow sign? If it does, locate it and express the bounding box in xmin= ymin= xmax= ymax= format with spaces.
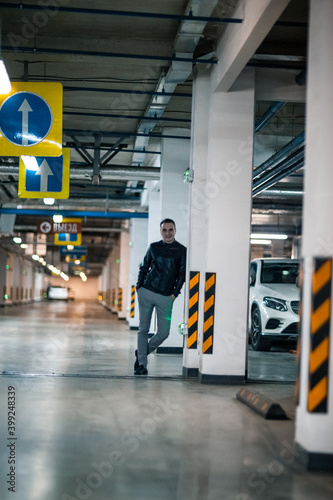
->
xmin=18 ymin=148 xmax=70 ymax=199
xmin=54 ymin=218 xmax=82 ymax=246
xmin=0 ymin=82 xmax=63 ymax=157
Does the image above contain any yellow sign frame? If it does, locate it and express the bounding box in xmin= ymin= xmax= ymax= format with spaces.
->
xmin=18 ymin=148 xmax=70 ymax=199
xmin=0 ymin=82 xmax=63 ymax=157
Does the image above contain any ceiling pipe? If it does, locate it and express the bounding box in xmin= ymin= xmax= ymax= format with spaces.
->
xmin=252 ymin=148 xmax=304 ymax=191
xmin=63 ymin=129 xmax=190 ymax=140
xmin=253 ymin=131 xmax=305 ymax=180
xmin=0 ymin=209 xmax=149 ymax=219
xmin=63 ymin=86 xmax=192 ymax=97
xmin=64 ymin=111 xmax=191 ymax=124
xmin=0 ymin=3 xmax=243 ymax=24
xmin=253 ymin=158 xmax=304 ymax=197
xmin=254 ymin=102 xmax=286 ymax=134
xmin=0 ymin=165 xmax=161 ymax=181
xmin=1 ymin=46 xmax=217 ymax=65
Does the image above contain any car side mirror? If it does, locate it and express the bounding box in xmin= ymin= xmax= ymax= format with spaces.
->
xmin=249 ymin=275 xmax=255 ymax=286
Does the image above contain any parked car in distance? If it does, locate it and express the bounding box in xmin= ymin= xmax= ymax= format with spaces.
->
xmin=47 ymin=286 xmax=69 ymax=301
xmin=248 ymin=258 xmax=300 ymax=351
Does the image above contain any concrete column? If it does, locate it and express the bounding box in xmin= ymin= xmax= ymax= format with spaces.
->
xmin=0 ymin=247 xmax=6 ymax=305
xmin=109 ymin=240 xmax=120 ymax=314
xmin=158 ymin=128 xmax=190 ymax=353
xmin=127 ymin=219 xmax=148 ymax=328
xmin=295 ymin=0 xmax=333 ymax=470
xmin=199 ymin=67 xmax=255 ymax=383
xmin=182 ymin=67 xmax=211 ymax=377
xmin=118 ymin=231 xmax=130 ymax=320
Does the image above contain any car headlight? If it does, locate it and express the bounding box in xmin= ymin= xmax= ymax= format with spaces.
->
xmin=263 ymin=296 xmax=288 ymax=311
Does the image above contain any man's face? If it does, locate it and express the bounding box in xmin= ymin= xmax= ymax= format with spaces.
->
xmin=160 ymin=222 xmax=176 ymax=244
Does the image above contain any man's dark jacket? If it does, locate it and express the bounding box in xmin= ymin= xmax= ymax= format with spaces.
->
xmin=136 ymin=240 xmax=186 ymax=298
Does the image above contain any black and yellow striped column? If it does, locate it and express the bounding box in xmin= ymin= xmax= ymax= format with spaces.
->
xmin=118 ymin=288 xmax=122 ymax=312
xmin=308 ymin=257 xmax=332 ymax=413
xmin=188 ymin=271 xmax=199 ymax=349
xmin=203 ymin=272 xmax=216 ymax=354
xmin=130 ymin=285 xmax=135 ymax=318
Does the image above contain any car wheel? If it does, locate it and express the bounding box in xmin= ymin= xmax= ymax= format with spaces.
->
xmin=251 ymin=306 xmax=272 ymax=351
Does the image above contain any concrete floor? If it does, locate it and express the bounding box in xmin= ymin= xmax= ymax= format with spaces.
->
xmin=0 ymin=300 xmax=332 ymax=500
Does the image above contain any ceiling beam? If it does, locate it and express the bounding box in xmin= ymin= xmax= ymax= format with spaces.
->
xmin=212 ymin=0 xmax=292 ymax=92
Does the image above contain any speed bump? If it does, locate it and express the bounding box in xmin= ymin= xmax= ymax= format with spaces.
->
xmin=237 ymin=388 xmax=288 ymax=419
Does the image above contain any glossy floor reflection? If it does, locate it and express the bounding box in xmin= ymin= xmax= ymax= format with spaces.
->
xmin=0 ymin=300 xmax=332 ymax=500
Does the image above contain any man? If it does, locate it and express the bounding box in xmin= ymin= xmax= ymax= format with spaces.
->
xmin=134 ymin=218 xmax=186 ymax=375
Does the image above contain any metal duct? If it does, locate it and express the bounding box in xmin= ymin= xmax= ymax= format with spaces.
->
xmin=0 ymin=165 xmax=160 ymax=181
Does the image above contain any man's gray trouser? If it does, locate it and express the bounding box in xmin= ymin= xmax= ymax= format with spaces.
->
xmin=137 ymin=287 xmax=174 ymax=367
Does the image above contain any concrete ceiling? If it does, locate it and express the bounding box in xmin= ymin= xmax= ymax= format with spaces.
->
xmin=0 ymin=0 xmax=308 ymax=275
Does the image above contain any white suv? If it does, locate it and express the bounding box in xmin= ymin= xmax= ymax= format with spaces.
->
xmin=248 ymin=258 xmax=300 ymax=351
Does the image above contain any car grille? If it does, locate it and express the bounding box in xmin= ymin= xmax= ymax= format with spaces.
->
xmin=291 ymin=301 xmax=300 ymax=315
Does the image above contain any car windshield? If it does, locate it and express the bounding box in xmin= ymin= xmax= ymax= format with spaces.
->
xmin=261 ymin=261 xmax=299 ymax=284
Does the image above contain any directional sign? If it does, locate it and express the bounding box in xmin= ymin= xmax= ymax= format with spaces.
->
xmin=18 ymin=148 xmax=70 ymax=198
xmin=55 ymin=233 xmax=82 ymax=246
xmin=0 ymin=82 xmax=62 ymax=157
xmin=37 ymin=219 xmax=81 ymax=234
xmin=59 ymin=246 xmax=87 ymax=258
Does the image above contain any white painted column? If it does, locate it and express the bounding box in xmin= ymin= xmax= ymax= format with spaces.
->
xmin=109 ymin=240 xmax=120 ymax=314
xmin=127 ymin=218 xmax=148 ymax=328
xmin=0 ymin=247 xmax=7 ymax=305
xmin=182 ymin=67 xmax=211 ymax=377
xmin=158 ymin=128 xmax=190 ymax=352
xmin=295 ymin=0 xmax=333 ymax=470
xmin=118 ymin=231 xmax=130 ymax=320
xmin=199 ymin=68 xmax=255 ymax=383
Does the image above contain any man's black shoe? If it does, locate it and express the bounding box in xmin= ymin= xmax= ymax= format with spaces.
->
xmin=134 ymin=364 xmax=148 ymax=375
xmin=134 ymin=349 xmax=139 ymax=371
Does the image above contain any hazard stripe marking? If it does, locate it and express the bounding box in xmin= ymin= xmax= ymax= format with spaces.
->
xmin=308 ymin=257 xmax=331 ymax=413
xmin=130 ymin=285 xmax=135 ymax=318
xmin=203 ymin=272 xmax=216 ymax=354
xmin=188 ymin=271 xmax=199 ymax=349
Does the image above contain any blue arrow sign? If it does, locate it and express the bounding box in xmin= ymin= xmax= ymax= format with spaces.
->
xmin=24 ymin=156 xmax=63 ymax=192
xmin=59 ymin=246 xmax=87 ymax=257
xmin=0 ymin=92 xmax=52 ymax=146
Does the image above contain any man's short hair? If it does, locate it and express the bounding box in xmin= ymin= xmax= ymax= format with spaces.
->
xmin=160 ymin=218 xmax=176 ymax=228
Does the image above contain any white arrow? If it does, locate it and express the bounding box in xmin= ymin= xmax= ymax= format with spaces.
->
xmin=35 ymin=159 xmax=54 ymax=192
xmin=18 ymin=99 xmax=33 ymax=146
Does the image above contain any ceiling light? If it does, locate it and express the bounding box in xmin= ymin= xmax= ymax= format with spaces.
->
xmin=53 ymin=214 xmax=63 ymax=223
xmin=20 ymin=243 xmax=28 ymax=249
xmin=0 ymin=59 xmax=11 ymax=94
xmin=43 ymin=198 xmax=55 ymax=205
xmin=251 ymin=239 xmax=272 ymax=245
xmin=67 ymin=245 xmax=74 ymax=250
xmin=251 ymin=233 xmax=288 ymax=240
xmin=74 ymin=259 xmax=80 ymax=265
xmin=32 ymin=254 xmax=40 ymax=260
xmin=13 ymin=237 xmax=22 ymax=244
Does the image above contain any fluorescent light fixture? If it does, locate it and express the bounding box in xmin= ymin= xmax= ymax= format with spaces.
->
xmin=251 ymin=239 xmax=272 ymax=245
xmin=13 ymin=237 xmax=22 ymax=244
xmin=251 ymin=233 xmax=288 ymax=240
xmin=53 ymin=214 xmax=63 ymax=223
xmin=79 ymin=272 xmax=87 ymax=282
xmin=43 ymin=198 xmax=55 ymax=205
xmin=0 ymin=59 xmax=11 ymax=94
